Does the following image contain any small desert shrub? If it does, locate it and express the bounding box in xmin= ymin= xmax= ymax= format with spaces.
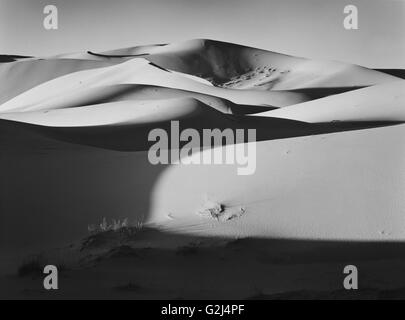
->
xmin=196 ymin=199 xmax=224 ymax=219
xmin=196 ymin=198 xmax=245 ymax=222
xmin=88 ymin=217 xmax=131 ymax=234
xmin=81 ymin=219 xmax=145 ymax=252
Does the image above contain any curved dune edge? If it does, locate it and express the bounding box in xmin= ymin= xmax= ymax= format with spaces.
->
xmin=259 ymin=80 xmax=405 ymax=122
xmin=0 ymin=83 xmax=278 ymax=116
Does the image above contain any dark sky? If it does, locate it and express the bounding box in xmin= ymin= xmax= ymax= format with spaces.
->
xmin=0 ymin=0 xmax=404 ymax=68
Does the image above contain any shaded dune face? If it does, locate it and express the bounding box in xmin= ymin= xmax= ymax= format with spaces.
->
xmin=0 ymin=103 xmax=399 ymax=152
xmin=374 ymin=69 xmax=405 ymax=80
xmin=145 ymin=40 xmax=266 ymax=85
xmin=0 ymin=54 xmax=32 ymax=63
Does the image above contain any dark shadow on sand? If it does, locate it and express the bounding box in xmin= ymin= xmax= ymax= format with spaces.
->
xmin=286 ymin=86 xmax=366 ymax=100
xmin=374 ymin=68 xmax=405 ymax=80
xmin=7 ymin=226 xmax=405 ymax=299
xmin=0 ymin=55 xmax=32 ymax=63
xmin=1 ymin=113 xmax=402 ymax=152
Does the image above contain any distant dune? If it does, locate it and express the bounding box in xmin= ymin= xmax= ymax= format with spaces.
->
xmin=99 ymin=39 xmax=399 ymax=90
xmin=2 ymin=39 xmax=400 ymax=113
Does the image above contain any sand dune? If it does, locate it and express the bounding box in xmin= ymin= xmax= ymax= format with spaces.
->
xmin=1 ymin=119 xmax=404 ymax=254
xmin=0 ymin=58 xmax=309 ymax=113
xmin=259 ymin=80 xmax=405 ymax=122
xmin=148 ymin=123 xmax=405 ymax=240
xmin=1 ymin=39 xmax=401 ymax=115
xmin=1 ymin=39 xmax=405 ymax=299
xmin=1 ymin=39 xmax=404 ymax=234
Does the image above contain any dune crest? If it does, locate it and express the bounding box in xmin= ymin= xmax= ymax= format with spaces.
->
xmin=98 ymin=39 xmax=401 ymax=89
